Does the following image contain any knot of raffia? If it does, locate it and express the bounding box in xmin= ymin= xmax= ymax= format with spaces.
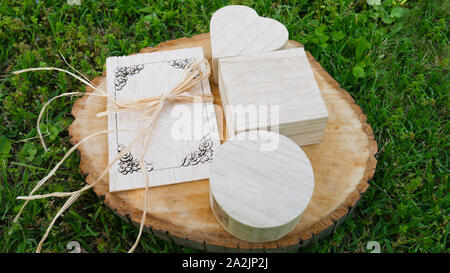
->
xmin=11 ymin=57 xmax=213 ymax=253
xmin=96 ymin=59 xmax=214 ymax=119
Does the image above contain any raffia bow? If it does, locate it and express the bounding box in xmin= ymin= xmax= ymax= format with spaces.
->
xmin=12 ymin=58 xmax=213 ymax=253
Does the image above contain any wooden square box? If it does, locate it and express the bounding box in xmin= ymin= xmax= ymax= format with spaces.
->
xmin=218 ymin=48 xmax=329 ymax=146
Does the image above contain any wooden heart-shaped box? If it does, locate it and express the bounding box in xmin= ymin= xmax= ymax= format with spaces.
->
xmin=210 ymin=5 xmax=289 ymax=84
xmin=69 ymin=33 xmax=377 ymax=252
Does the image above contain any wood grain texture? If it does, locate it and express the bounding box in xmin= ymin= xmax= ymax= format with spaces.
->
xmin=210 ymin=5 xmax=288 ymax=84
xmin=209 ymin=130 xmax=314 ymax=242
xmin=68 ymin=33 xmax=377 ymax=252
xmin=218 ymin=48 xmax=328 ymax=146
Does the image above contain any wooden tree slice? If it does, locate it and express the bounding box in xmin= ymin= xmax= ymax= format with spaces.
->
xmin=68 ymin=33 xmax=377 ymax=252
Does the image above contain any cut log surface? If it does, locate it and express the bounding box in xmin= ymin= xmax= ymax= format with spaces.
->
xmin=68 ymin=33 xmax=377 ymax=252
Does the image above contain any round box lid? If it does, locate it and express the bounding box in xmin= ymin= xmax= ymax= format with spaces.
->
xmin=209 ymin=130 xmax=315 ymax=242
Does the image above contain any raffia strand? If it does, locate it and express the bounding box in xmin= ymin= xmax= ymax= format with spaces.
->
xmin=12 ymin=58 xmax=213 ymax=253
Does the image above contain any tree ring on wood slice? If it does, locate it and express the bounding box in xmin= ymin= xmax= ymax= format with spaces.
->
xmin=209 ymin=130 xmax=315 ymax=243
xmin=68 ymin=33 xmax=378 ymax=252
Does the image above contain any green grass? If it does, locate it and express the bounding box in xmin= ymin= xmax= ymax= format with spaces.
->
xmin=0 ymin=0 xmax=448 ymax=253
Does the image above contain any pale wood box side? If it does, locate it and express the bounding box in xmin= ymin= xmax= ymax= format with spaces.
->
xmin=210 ymin=5 xmax=288 ymax=84
xmin=218 ymin=48 xmax=329 ymax=146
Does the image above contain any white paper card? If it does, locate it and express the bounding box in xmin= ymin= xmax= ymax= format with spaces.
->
xmin=106 ymin=47 xmax=220 ymax=192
